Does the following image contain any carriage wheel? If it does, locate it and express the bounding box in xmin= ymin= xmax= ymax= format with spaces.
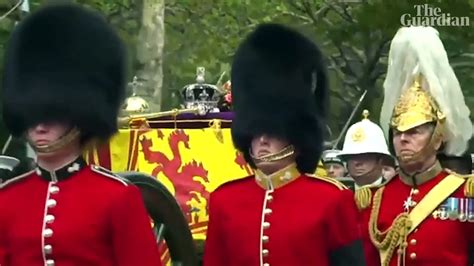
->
xmin=118 ymin=171 xmax=199 ymax=266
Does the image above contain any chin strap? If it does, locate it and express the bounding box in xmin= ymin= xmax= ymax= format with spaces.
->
xmin=353 ymin=160 xmax=384 ymax=210
xmin=29 ymin=127 xmax=81 ymax=155
xmin=250 ymin=145 xmax=295 ymax=164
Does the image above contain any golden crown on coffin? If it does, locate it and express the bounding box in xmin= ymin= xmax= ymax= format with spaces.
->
xmin=122 ymin=76 xmax=150 ymax=114
xmin=181 ymin=67 xmax=222 ymax=113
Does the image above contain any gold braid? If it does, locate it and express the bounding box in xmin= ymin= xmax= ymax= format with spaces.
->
xmin=368 ymin=187 xmax=412 ymax=266
xmin=355 ymin=186 xmax=372 ymax=210
xmin=464 ymin=175 xmax=474 ymax=197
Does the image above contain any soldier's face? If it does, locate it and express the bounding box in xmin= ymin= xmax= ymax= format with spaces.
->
xmin=392 ymin=123 xmax=439 ymax=159
xmin=347 ymin=153 xmax=381 ymax=178
xmin=324 ymin=163 xmax=345 ymax=178
xmin=382 ymin=165 xmax=397 ymax=179
xmin=251 ymin=134 xmax=289 ymax=158
xmin=27 ymin=122 xmax=71 ymax=146
xmin=250 ymin=134 xmax=295 ymax=174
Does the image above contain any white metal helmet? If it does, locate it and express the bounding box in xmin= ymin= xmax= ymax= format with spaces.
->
xmin=0 ymin=155 xmax=20 ymax=171
xmin=321 ymin=149 xmax=345 ymax=166
xmin=340 ymin=110 xmax=392 ymax=159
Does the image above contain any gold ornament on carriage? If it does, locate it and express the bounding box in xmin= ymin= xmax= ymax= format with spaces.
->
xmin=122 ymin=76 xmax=150 ymax=115
xmin=118 ymin=75 xmax=202 ymax=128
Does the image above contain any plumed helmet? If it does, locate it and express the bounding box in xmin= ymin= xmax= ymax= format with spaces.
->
xmin=381 ymin=26 xmax=472 ymax=156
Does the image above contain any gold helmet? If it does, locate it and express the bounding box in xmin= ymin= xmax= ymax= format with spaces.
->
xmin=380 ymin=26 xmax=472 ymax=162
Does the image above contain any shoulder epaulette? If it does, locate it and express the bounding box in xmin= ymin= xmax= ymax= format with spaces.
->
xmin=308 ymin=174 xmax=347 ymax=190
xmin=0 ymin=170 xmax=34 ymax=189
xmin=354 ymin=186 xmax=375 ymax=210
xmin=444 ymin=168 xmax=474 ymax=197
xmin=354 ymin=177 xmax=394 ymax=210
xmin=90 ymin=165 xmax=129 ymax=186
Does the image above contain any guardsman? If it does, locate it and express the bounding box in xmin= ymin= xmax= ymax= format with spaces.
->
xmin=0 ymin=4 xmax=162 ymax=266
xmin=360 ymin=26 xmax=474 ymax=266
xmin=203 ymin=23 xmax=366 ymax=266
xmin=322 ymin=149 xmax=347 ymax=178
xmin=339 ymin=110 xmax=394 ymax=192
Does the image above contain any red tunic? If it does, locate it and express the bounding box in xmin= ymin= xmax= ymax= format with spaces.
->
xmin=0 ymin=157 xmax=162 ymax=266
xmin=203 ymin=163 xmax=365 ymax=266
xmin=361 ymin=162 xmax=474 ymax=266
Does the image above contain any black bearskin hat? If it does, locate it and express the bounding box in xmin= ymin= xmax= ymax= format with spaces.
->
xmin=2 ymin=3 xmax=127 ymax=142
xmin=438 ymin=153 xmax=472 ymax=175
xmin=231 ymin=23 xmax=328 ymax=173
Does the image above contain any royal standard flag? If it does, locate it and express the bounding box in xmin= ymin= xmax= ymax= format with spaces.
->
xmin=85 ymin=115 xmax=328 ymax=242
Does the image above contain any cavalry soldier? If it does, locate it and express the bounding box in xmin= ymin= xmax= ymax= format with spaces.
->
xmin=0 ymin=4 xmax=162 ymax=266
xmin=321 ymin=149 xmax=347 ymax=178
xmin=339 ymin=110 xmax=394 ymax=193
xmin=203 ymin=24 xmax=366 ymax=266
xmin=360 ymin=26 xmax=474 ymax=266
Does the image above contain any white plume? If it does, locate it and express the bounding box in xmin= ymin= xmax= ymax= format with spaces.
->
xmin=380 ymin=26 xmax=472 ymax=156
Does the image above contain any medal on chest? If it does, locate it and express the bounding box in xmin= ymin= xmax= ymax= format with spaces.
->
xmin=402 ymin=188 xmax=419 ymax=212
xmin=432 ymin=197 xmax=474 ymax=222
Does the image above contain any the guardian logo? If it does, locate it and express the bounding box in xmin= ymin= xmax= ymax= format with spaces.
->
xmin=401 ymin=4 xmax=469 ymax=27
